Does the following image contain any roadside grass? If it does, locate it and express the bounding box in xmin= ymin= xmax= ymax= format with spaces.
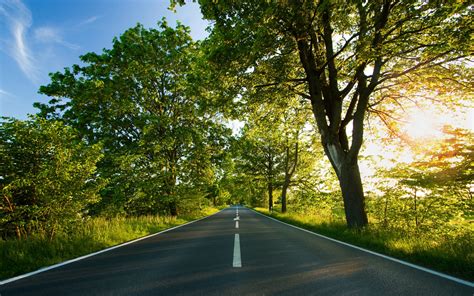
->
xmin=0 ymin=207 xmax=220 ymax=281
xmin=254 ymin=207 xmax=473 ymax=281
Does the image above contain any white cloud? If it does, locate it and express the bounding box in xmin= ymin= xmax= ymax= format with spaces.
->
xmin=0 ymin=0 xmax=39 ymax=83
xmin=34 ymin=26 xmax=80 ymax=50
xmin=34 ymin=26 xmax=58 ymax=41
xmin=0 ymin=88 xmax=13 ymax=97
xmin=77 ymin=15 xmax=101 ymax=27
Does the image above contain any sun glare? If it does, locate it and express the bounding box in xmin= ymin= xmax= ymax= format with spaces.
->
xmin=401 ymin=110 xmax=444 ymax=140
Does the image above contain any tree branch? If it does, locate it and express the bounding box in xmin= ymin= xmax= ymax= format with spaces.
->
xmin=380 ymin=50 xmax=455 ymax=84
xmin=341 ymin=90 xmax=358 ymax=128
xmin=254 ymin=78 xmax=307 ymax=89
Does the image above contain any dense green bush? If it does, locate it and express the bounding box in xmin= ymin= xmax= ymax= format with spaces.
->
xmin=0 ymin=117 xmax=104 ymax=239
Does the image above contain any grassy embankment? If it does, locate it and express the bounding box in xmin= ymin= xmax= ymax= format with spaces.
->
xmin=254 ymin=206 xmax=473 ymax=281
xmin=0 ymin=207 xmax=220 ymax=280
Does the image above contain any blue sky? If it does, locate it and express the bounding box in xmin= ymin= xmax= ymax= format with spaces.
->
xmin=0 ymin=0 xmax=209 ymax=119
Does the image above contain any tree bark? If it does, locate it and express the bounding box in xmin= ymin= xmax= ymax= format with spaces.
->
xmin=339 ymin=160 xmax=368 ymax=228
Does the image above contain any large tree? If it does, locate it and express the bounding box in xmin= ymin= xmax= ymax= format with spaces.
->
xmin=191 ymin=0 xmax=472 ymax=227
xmin=36 ymin=21 xmax=230 ymax=216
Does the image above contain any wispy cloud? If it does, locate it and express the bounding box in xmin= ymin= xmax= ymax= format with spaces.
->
xmin=77 ymin=15 xmax=101 ymax=27
xmin=34 ymin=26 xmax=80 ymax=50
xmin=0 ymin=88 xmax=14 ymax=97
xmin=0 ymin=0 xmax=39 ymax=83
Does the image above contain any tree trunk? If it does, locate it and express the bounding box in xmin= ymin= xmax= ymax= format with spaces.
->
xmin=296 ymin=41 xmax=369 ymax=228
xmin=281 ymin=134 xmax=298 ymax=214
xmin=15 ymin=225 xmax=21 ymax=240
xmin=166 ymin=150 xmax=178 ymax=217
xmin=339 ymin=160 xmax=368 ymax=228
xmin=268 ymin=181 xmax=273 ymax=212
xmin=413 ymin=188 xmax=418 ymax=228
xmin=169 ymin=201 xmax=178 ymax=216
xmin=281 ymin=176 xmax=290 ymax=213
xmin=281 ymin=186 xmax=287 ymax=213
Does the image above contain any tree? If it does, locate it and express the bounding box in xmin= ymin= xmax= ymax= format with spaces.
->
xmin=192 ymin=0 xmax=472 ymax=227
xmin=233 ymin=96 xmax=317 ymax=212
xmin=366 ymin=124 xmax=473 ymax=231
xmin=0 ymin=117 xmax=103 ymax=239
xmin=279 ymin=104 xmax=311 ymax=213
xmin=36 ymin=21 xmax=231 ymax=216
xmin=236 ymin=124 xmax=282 ymax=211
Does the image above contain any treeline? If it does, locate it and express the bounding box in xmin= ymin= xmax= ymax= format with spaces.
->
xmin=222 ymin=102 xmax=473 ymax=235
xmin=194 ymin=0 xmax=472 ymax=228
xmin=1 ymin=1 xmax=473 ymax=244
xmin=1 ymin=22 xmax=231 ymax=239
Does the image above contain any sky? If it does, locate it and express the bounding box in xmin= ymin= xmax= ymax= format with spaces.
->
xmin=0 ymin=0 xmax=209 ymax=119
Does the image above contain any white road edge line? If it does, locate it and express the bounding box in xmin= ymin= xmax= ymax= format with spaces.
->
xmin=233 ymin=233 xmax=242 ymax=268
xmin=250 ymin=208 xmax=474 ymax=288
xmin=0 ymin=209 xmax=226 ymax=286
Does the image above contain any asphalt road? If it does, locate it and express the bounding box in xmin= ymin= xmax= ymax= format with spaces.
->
xmin=1 ymin=206 xmax=473 ymax=295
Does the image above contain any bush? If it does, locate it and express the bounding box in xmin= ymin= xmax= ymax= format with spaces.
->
xmin=0 ymin=117 xmax=104 ymax=239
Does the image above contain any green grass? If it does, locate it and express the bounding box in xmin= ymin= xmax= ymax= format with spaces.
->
xmin=254 ymin=207 xmax=473 ymax=281
xmin=0 ymin=207 xmax=219 ymax=280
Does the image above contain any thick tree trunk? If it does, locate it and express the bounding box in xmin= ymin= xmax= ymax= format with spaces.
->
xmin=296 ymin=27 xmax=374 ymax=228
xmin=339 ymin=160 xmax=368 ymax=228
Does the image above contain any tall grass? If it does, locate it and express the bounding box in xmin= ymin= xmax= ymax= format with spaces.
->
xmin=0 ymin=207 xmax=219 ymax=280
xmin=255 ymin=207 xmax=473 ymax=281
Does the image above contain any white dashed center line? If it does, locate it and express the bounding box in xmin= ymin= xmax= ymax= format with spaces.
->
xmin=232 ymin=206 xmax=242 ymax=267
xmin=233 ymin=233 xmax=242 ymax=268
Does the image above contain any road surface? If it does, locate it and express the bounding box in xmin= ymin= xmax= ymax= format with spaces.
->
xmin=1 ymin=206 xmax=473 ymax=295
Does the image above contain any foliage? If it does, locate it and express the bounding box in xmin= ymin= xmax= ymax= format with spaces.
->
xmin=0 ymin=117 xmax=104 ymax=239
xmin=228 ymin=95 xmax=322 ymax=210
xmin=369 ymin=126 xmax=473 ymax=231
xmin=0 ymin=2 xmax=472 ymax=282
xmin=195 ymin=0 xmax=472 ymax=227
xmin=36 ymin=21 xmax=231 ymax=216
